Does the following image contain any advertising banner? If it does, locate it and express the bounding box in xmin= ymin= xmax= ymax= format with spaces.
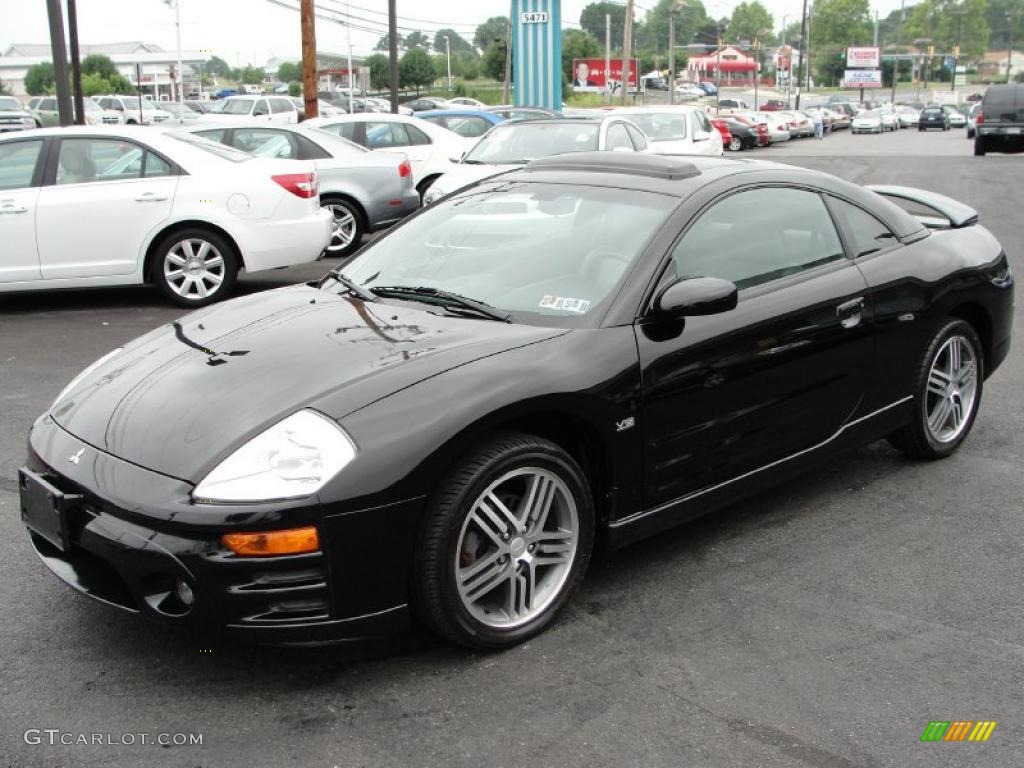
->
xmin=571 ymin=58 xmax=639 ymax=93
xmin=843 ymin=68 xmax=883 ymax=88
xmin=846 ymin=47 xmax=881 ymax=68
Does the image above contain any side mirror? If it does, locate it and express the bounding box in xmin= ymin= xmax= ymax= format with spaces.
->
xmin=653 ymin=276 xmax=737 ymax=317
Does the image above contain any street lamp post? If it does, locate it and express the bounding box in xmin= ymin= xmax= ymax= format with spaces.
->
xmin=162 ymin=0 xmax=184 ymax=108
xmin=668 ymin=0 xmax=686 ymax=106
xmin=753 ymin=38 xmax=762 ymax=109
xmin=444 ymin=35 xmax=452 ymax=89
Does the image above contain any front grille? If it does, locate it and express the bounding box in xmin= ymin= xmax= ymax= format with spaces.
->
xmin=101 ymin=116 xmax=119 ymax=124
xmin=205 ymin=550 xmax=331 ymax=625
xmin=152 ymin=115 xmax=168 ymax=122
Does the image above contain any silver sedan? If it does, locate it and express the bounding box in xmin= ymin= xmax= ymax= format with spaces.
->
xmin=185 ymin=122 xmax=420 ymax=256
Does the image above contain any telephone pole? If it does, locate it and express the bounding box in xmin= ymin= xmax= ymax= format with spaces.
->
xmin=605 ymin=14 xmax=611 ymax=102
xmin=388 ymin=0 xmax=399 ymax=111
xmin=621 ymin=0 xmax=634 ymax=105
xmin=796 ymin=0 xmax=808 ymax=108
xmin=891 ymin=0 xmax=905 ymax=104
xmin=503 ymin=10 xmax=512 ymax=103
xmin=45 ymin=0 xmax=73 ymax=126
xmin=300 ymin=0 xmax=319 ymax=119
xmin=67 ymin=0 xmax=86 ymax=124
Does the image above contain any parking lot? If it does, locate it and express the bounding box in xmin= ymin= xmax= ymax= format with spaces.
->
xmin=2 ymin=131 xmax=1022 ymax=767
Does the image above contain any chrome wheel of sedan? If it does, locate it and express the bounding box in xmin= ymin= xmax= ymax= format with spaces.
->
xmin=455 ymin=468 xmax=578 ymax=629
xmin=325 ymin=204 xmax=356 ymax=252
xmin=924 ymin=334 xmax=978 ymax=444
xmin=163 ymin=238 xmax=225 ymax=301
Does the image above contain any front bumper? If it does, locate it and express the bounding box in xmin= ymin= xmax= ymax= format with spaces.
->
xmin=20 ymin=415 xmax=419 ymax=646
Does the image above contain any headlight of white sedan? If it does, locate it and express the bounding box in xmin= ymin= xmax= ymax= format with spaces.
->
xmin=192 ymin=409 xmax=356 ymax=503
xmin=422 ymin=185 xmax=447 ymax=205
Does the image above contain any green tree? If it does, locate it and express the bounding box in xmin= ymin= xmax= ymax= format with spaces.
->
xmin=399 ymin=47 xmax=435 ymax=89
xmin=239 ymin=65 xmax=265 ymax=85
xmin=81 ymin=53 xmax=120 ymax=80
xmin=726 ymin=1 xmax=774 ymax=43
xmin=481 ymin=40 xmax=509 ymax=80
xmin=809 ymin=0 xmax=872 ymax=83
xmin=206 ymin=56 xmax=231 ymax=77
xmin=475 ymin=16 xmax=509 ymax=51
xmin=366 ymin=53 xmax=389 ymax=90
xmin=580 ymin=2 xmax=626 ymax=49
xmin=903 ymin=0 xmax=990 ymax=61
xmin=288 ymin=82 xmax=302 ymax=97
xmin=81 ymin=72 xmax=110 ymax=97
xmin=987 ymin=0 xmax=1024 ymax=52
xmin=636 ymin=0 xmax=710 ymax=53
xmin=458 ymin=51 xmax=481 ymax=80
xmin=0 ymin=78 xmax=11 ymax=95
xmin=433 ymin=29 xmax=475 ymax=56
xmin=562 ymin=29 xmax=602 ymax=81
xmin=405 ymin=30 xmax=431 ymax=50
xmin=374 ymin=34 xmax=392 ymax=51
xmin=25 ymin=61 xmax=56 ymax=95
xmin=277 ymin=61 xmax=301 ymax=82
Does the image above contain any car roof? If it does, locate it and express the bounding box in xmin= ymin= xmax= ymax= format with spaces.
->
xmin=416 ymin=109 xmax=501 ymax=120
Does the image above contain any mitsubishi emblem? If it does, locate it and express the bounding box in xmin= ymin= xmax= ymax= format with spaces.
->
xmin=68 ymin=448 xmax=85 ymax=465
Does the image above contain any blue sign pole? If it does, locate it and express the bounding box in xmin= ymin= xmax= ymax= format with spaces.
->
xmin=512 ymin=0 xmax=562 ymax=110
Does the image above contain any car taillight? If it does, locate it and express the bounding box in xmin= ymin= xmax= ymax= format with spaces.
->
xmin=398 ymin=159 xmax=412 ymax=178
xmin=272 ymin=172 xmax=318 ymax=199
xmin=976 ymin=110 xmax=984 ymax=125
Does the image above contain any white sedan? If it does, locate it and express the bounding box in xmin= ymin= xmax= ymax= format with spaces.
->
xmin=0 ymin=126 xmax=331 ymax=306
xmin=851 ymin=110 xmax=886 ymax=133
xmin=613 ymin=106 xmax=723 ymax=156
xmin=304 ymin=113 xmax=473 ymax=197
xmin=199 ymin=95 xmax=299 ymax=124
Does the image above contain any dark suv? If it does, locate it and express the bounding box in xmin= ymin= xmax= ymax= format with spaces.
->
xmin=975 ymin=84 xmax=1024 ymax=155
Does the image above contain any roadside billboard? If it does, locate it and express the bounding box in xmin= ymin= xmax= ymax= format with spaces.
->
xmin=571 ymin=58 xmax=639 ymax=93
xmin=846 ymin=47 xmax=880 ymax=68
xmin=843 ymin=68 xmax=883 ymax=88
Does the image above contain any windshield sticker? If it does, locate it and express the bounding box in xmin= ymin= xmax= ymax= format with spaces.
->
xmin=539 ymin=296 xmax=591 ymax=314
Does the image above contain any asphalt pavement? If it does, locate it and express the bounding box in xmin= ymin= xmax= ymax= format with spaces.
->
xmin=1 ymin=132 xmax=1021 ymax=768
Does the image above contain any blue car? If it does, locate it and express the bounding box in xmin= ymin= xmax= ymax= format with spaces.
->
xmin=213 ymin=88 xmax=239 ymax=100
xmin=698 ymin=81 xmax=718 ymax=96
xmin=415 ymin=109 xmax=504 ymax=138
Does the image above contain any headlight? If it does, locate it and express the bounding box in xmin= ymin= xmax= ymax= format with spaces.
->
xmin=22 ymin=116 xmax=34 ymax=125
xmin=192 ymin=409 xmax=356 ymax=503
xmin=51 ymin=348 xmax=123 ymax=411
xmin=423 ymin=186 xmax=446 ymax=205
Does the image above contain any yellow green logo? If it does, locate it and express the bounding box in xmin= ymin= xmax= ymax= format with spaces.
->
xmin=920 ymin=721 xmax=997 ymax=742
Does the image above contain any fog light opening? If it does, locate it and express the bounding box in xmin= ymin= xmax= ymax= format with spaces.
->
xmin=175 ymin=579 xmax=195 ymax=607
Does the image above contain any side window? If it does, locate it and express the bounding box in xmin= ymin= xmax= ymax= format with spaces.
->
xmin=252 ymin=100 xmax=269 ymax=116
xmin=294 ymin=134 xmax=331 ymax=160
xmin=420 ymin=115 xmax=445 ymax=128
xmin=270 ymin=98 xmax=293 ymax=114
xmin=234 ymin=128 xmax=297 ymax=158
xmin=625 ymin=124 xmax=647 ymax=151
xmin=670 ymin=188 xmax=846 ymax=290
xmin=605 ymin=122 xmax=632 ymax=150
xmin=41 ymin=98 xmax=57 ymax=111
xmin=320 ymin=121 xmax=358 ymax=142
xmin=143 ymin=151 xmax=173 ymax=178
xmin=193 ymin=128 xmax=228 ymax=144
xmin=56 ymin=139 xmax=151 ymax=184
xmin=829 ymin=197 xmax=898 ymax=257
xmin=696 ymin=110 xmax=713 ymax=133
xmin=406 ymin=124 xmax=432 ymax=146
xmin=446 ymin=117 xmax=491 ymax=137
xmin=365 ymin=121 xmax=412 ymax=148
xmin=0 ymin=139 xmax=44 ymax=191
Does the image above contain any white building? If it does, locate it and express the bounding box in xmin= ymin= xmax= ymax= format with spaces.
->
xmin=0 ymin=42 xmax=210 ymax=98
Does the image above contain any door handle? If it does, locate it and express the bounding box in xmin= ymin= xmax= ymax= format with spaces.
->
xmin=134 ymin=193 xmax=169 ymax=202
xmin=0 ymin=203 xmax=28 ymax=214
xmin=837 ymin=297 xmax=865 ymax=329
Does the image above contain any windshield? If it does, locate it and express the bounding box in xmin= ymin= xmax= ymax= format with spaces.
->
xmin=860 ymin=110 xmax=880 ymax=118
xmin=82 ymin=98 xmax=102 ymax=112
xmin=117 ymin=97 xmax=155 ymax=111
xmin=621 ymin=113 xmax=686 ymax=140
xmin=464 ymin=123 xmax=600 ymax=164
xmin=332 ymin=183 xmax=676 ymax=324
xmin=208 ymin=99 xmax=254 ymax=115
xmin=0 ymin=97 xmax=23 ymax=111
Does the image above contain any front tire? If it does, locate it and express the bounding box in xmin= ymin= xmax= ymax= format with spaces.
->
xmin=150 ymin=227 xmax=238 ymax=307
xmin=887 ymin=319 xmax=983 ymax=460
xmin=728 ymin=136 xmax=742 ymax=151
xmin=321 ymin=197 xmax=364 ymax=258
xmin=413 ymin=432 xmax=595 ymax=650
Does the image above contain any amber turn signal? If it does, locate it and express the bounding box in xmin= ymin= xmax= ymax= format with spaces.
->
xmin=221 ymin=526 xmax=319 ymax=557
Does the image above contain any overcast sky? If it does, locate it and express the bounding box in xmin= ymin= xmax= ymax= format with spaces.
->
xmin=2 ymin=0 xmax=905 ymax=66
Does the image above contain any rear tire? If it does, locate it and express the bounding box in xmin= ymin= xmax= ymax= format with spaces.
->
xmin=150 ymin=227 xmax=239 ymax=307
xmin=321 ymin=197 xmax=365 ymax=259
xmin=974 ymin=137 xmax=987 ymax=155
xmin=412 ymin=432 xmax=595 ymax=650
xmin=728 ymin=136 xmax=742 ymax=151
xmin=887 ymin=319 xmax=983 ymax=460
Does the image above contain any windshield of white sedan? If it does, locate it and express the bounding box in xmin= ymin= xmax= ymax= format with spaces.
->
xmin=622 ymin=113 xmax=686 ymax=141
xmin=336 ymin=183 xmax=675 ymax=320
xmin=464 ymin=123 xmax=599 ymax=164
xmin=0 ymin=98 xmax=23 ymax=111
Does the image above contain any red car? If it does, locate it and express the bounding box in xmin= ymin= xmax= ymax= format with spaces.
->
xmin=710 ymin=118 xmax=732 ymax=147
xmin=759 ymin=99 xmax=786 ymax=112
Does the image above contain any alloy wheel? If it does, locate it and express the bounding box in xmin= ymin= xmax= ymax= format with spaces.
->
xmin=924 ymin=335 xmax=978 ymax=444
xmin=454 ymin=468 xmax=579 ymax=629
xmin=163 ymin=238 xmax=225 ymax=301
xmin=325 ymin=203 xmax=357 ymax=253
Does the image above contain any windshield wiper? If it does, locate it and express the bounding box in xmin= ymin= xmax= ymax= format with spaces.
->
xmin=370 ymin=286 xmax=511 ymax=322
xmin=325 ymin=270 xmax=376 ymax=302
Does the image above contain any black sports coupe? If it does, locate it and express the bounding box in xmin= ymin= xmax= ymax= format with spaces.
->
xmin=20 ymin=154 xmax=1013 ymax=650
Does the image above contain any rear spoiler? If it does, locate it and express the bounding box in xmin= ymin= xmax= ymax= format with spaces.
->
xmin=867 ymin=184 xmax=979 ymax=229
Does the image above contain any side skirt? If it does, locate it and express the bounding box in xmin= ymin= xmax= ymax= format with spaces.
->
xmin=605 ymin=397 xmax=913 ymax=550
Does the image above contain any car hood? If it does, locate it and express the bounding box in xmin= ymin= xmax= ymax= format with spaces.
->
xmin=50 ymin=284 xmax=566 ymax=482
xmin=0 ymin=110 xmax=29 ymax=118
